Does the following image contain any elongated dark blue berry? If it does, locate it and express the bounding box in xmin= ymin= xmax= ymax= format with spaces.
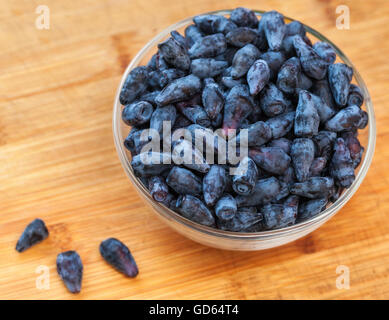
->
xmin=249 ymin=146 xmax=291 ymax=175
xmin=122 ymin=101 xmax=153 ymax=127
xmin=100 ymin=238 xmax=139 ymax=278
xmin=268 ymin=138 xmax=291 ymax=154
xmin=294 ymin=90 xmax=320 ymax=137
xmin=57 ymin=251 xmax=83 ymax=294
xmin=313 ymin=131 xmax=337 ymax=159
xmin=330 ymin=138 xmax=355 ymax=188
xmin=230 ymin=7 xmax=258 ymax=28
xmin=155 ymin=74 xmax=202 ymax=105
xmin=328 ymin=63 xmax=353 ymax=106
xmin=262 ymin=200 xmax=297 ymax=230
xmin=215 ymin=194 xmax=237 ymax=221
xmin=193 ymin=14 xmax=220 ymax=34
xmin=266 ymin=111 xmax=295 ymax=139
xmin=234 ymin=120 xmax=272 ymax=147
xmin=259 ymin=11 xmax=286 ymax=51
xmin=276 ymin=57 xmax=301 ymax=94
xmin=217 ymin=207 xmax=263 ymax=232
xmin=191 ymin=58 xmax=228 ymax=78
xmin=203 ymin=165 xmax=226 ymax=207
xmin=247 ymin=59 xmax=270 ymax=95
xmin=194 ymin=15 xmax=237 ymax=35
xmin=347 ymin=84 xmax=364 ymax=107
xmin=148 ymin=176 xmax=169 ymax=202
xmin=120 ymin=66 xmax=149 ymax=105
xmin=202 ymin=78 xmax=224 ymax=120
xmin=222 ymin=84 xmax=254 ymax=137
xmin=236 ymin=177 xmax=281 ymax=206
xmin=176 ymin=195 xmax=215 ymax=227
xmin=150 ymin=105 xmax=176 ymax=135
xmin=341 ymin=131 xmax=364 ymax=168
xmin=185 ymin=25 xmax=203 ymax=48
xmin=177 ymin=104 xmax=211 ymax=128
xmin=166 ymin=166 xmax=202 ymax=196
xmin=291 ymin=138 xmax=315 ymax=182
xmin=226 ymin=27 xmax=258 ymax=47
xmin=131 ymin=152 xmax=172 ymax=177
xmin=232 ymin=156 xmax=258 ymax=195
xmin=231 ymin=44 xmax=260 ymax=79
xmin=16 ymin=219 xmax=49 ymax=252
xmin=158 ymin=37 xmax=191 ymax=71
xmin=157 ymin=68 xmax=186 ymax=88
xmin=293 ymin=35 xmax=328 ymax=80
xmin=290 ymin=177 xmax=334 ymax=199
xmin=297 ymin=198 xmax=328 ymax=222
xmin=260 ymin=83 xmax=288 ymax=117
xmin=313 ymin=41 xmax=336 ymax=64
xmin=124 ymin=128 xmax=154 ymax=156
xmin=325 ymin=105 xmax=364 ymax=132
xmin=189 ymin=33 xmax=227 ymax=58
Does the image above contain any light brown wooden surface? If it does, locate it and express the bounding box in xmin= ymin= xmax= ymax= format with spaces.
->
xmin=0 ymin=0 xmax=388 ymax=300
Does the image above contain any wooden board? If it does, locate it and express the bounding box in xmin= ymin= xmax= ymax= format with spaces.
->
xmin=0 ymin=0 xmax=389 ymax=300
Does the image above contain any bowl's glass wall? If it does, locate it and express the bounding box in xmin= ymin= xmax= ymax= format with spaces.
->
xmin=113 ymin=10 xmax=376 ymax=250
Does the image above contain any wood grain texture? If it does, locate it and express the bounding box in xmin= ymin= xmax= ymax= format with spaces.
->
xmin=0 ymin=0 xmax=388 ymax=300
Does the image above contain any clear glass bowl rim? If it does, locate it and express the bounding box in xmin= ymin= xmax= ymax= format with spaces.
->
xmin=113 ymin=9 xmax=376 ymax=241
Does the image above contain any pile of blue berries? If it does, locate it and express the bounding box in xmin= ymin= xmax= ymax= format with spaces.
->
xmin=121 ymin=8 xmax=368 ymax=232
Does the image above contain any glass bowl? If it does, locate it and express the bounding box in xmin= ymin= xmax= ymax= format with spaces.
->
xmin=113 ymin=10 xmax=376 ymax=250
